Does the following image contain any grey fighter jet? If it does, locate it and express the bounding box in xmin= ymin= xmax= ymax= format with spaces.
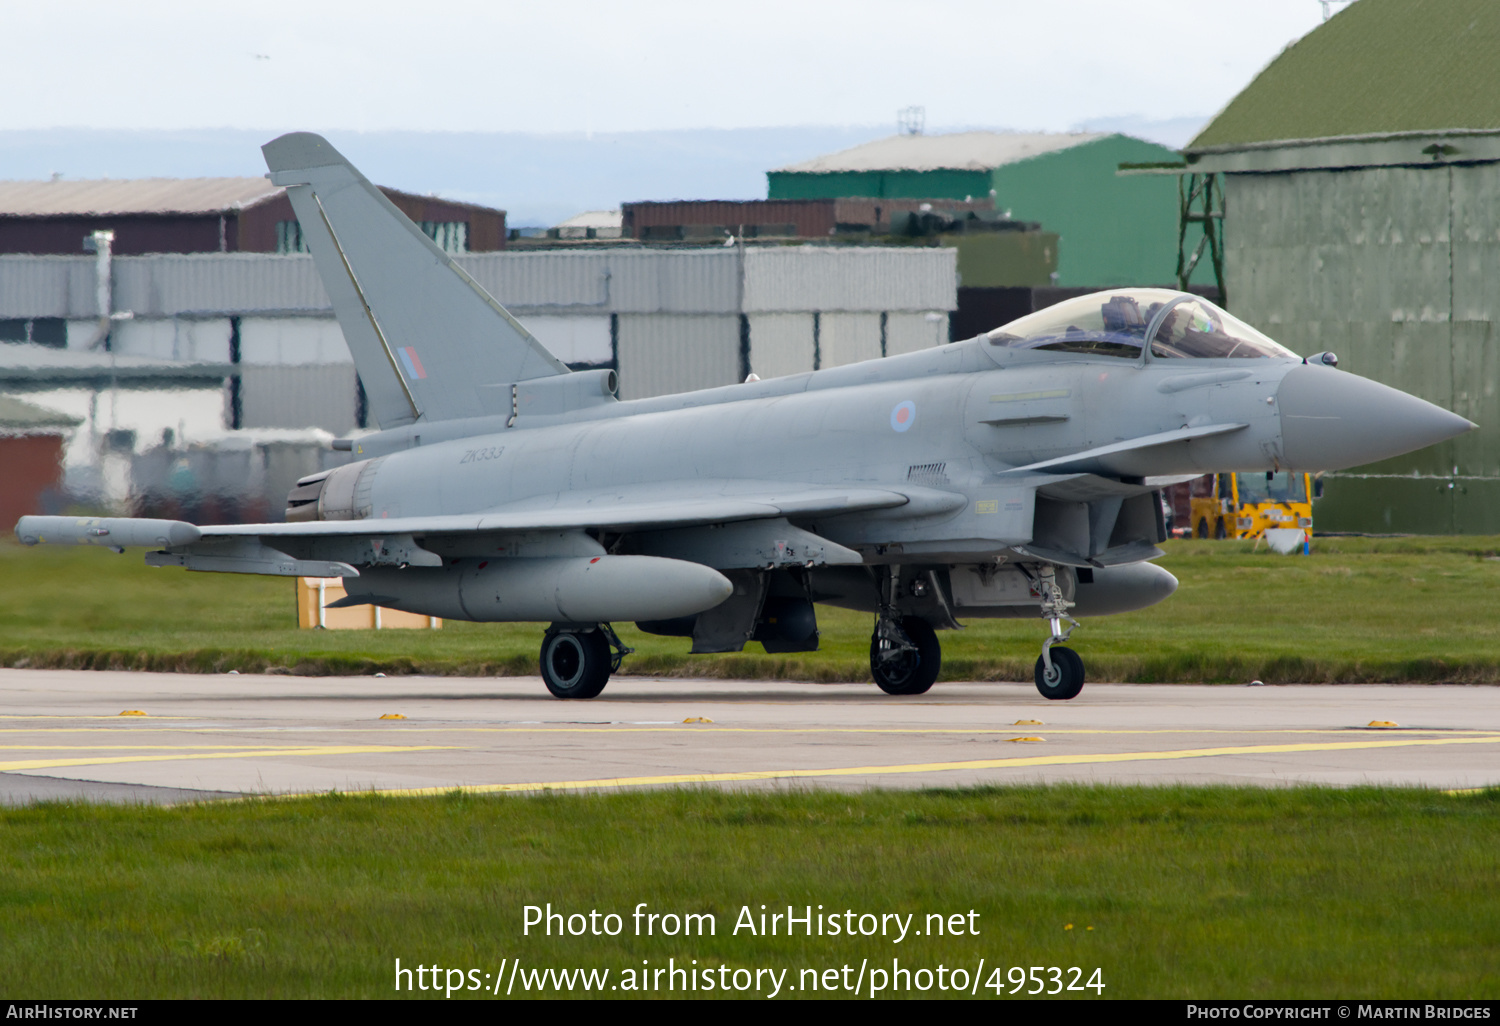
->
xmin=15 ymin=133 xmax=1475 ymax=701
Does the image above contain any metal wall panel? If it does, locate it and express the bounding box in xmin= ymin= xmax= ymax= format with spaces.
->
xmin=884 ymin=312 xmax=948 ymax=356
xmin=517 ymin=314 xmax=613 ymax=365
xmin=238 ymin=317 xmax=352 ymax=366
xmin=113 ymin=253 xmax=331 ymax=316
xmin=0 ymin=246 xmax=953 ymax=320
xmin=818 ymin=312 xmax=882 ymax=368
xmin=623 ymin=200 xmax=837 ymax=239
xmin=606 ymin=250 xmax=739 ymax=314
xmin=746 ymin=313 xmax=814 ymax=380
xmin=0 ymin=256 xmax=95 ymax=317
xmin=742 ymin=246 xmax=956 ymax=313
xmin=459 ymin=251 xmax=610 ymax=310
xmin=239 ymin=363 xmax=358 ymax=433
xmin=615 ymin=313 xmax=739 ymax=400
xmin=110 ymin=317 xmax=232 ymax=363
xmin=1225 ymin=161 xmax=1500 ymax=532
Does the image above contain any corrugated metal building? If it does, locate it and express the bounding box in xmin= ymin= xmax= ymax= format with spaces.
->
xmin=767 ymin=131 xmax=1203 ymax=288
xmin=0 ymin=177 xmax=506 ymax=255
xmin=0 ymin=244 xmax=956 ymax=517
xmin=1184 ymin=0 xmax=1500 ymax=533
xmin=621 ymin=197 xmax=997 ymax=240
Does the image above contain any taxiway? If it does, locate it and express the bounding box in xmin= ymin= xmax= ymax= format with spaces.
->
xmin=0 ymin=668 xmax=1496 ymax=804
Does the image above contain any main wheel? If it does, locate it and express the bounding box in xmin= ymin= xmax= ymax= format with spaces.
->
xmin=1034 ymin=646 xmax=1085 ymax=700
xmin=1214 ymin=518 xmax=1228 ymax=539
xmin=870 ymin=616 xmax=941 ymax=695
xmin=1196 ymin=517 xmax=1209 ymax=539
xmin=540 ymin=629 xmax=611 ymax=699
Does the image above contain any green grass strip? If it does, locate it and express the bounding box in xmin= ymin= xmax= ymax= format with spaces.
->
xmin=0 ymin=786 xmax=1496 ymax=998
xmin=5 ymin=535 xmax=1500 ymax=683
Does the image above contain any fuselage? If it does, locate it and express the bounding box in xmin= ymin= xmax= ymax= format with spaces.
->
xmin=323 ymin=334 xmax=1432 ymax=561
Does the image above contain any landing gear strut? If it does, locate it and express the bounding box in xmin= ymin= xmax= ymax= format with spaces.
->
xmin=869 ymin=566 xmax=941 ymax=695
xmin=539 ymin=623 xmax=633 ymax=699
xmin=1032 ymin=565 xmax=1085 ymax=700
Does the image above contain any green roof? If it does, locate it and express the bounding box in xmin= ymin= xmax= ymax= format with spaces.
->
xmin=1190 ymin=0 xmax=1500 ymax=150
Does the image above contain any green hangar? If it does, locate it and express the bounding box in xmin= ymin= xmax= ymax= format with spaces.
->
xmin=1184 ymin=0 xmax=1500 ymax=533
xmin=768 ymin=131 xmax=1199 ymax=290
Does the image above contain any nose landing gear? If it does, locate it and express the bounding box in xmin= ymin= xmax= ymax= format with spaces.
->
xmin=1032 ymin=565 xmax=1085 ymax=700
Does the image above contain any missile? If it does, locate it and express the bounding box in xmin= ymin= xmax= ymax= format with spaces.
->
xmin=347 ymin=555 xmax=734 ymax=623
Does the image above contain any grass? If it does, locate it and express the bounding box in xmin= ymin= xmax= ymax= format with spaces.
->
xmin=4 ymin=535 xmax=1500 ymax=684
xmin=0 ymin=786 xmax=1495 ymax=999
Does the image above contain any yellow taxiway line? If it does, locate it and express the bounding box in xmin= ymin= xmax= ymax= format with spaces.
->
xmin=359 ymin=726 xmax=1486 ymax=736
xmin=324 ymin=734 xmax=1500 ymax=797
xmin=0 ymin=745 xmax=454 ymax=773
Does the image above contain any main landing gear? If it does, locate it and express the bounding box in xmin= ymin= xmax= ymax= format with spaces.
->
xmin=869 ymin=565 xmax=944 ymax=695
xmin=870 ymin=615 xmax=941 ymax=695
xmin=539 ymin=623 xmax=633 ymax=699
xmin=1032 ymin=564 xmax=1085 ymax=700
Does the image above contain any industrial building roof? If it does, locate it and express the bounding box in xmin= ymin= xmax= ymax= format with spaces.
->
xmin=1189 ymin=0 xmax=1500 ymax=151
xmin=0 ymin=177 xmax=282 ymax=217
xmin=0 ymin=394 xmax=82 ymax=430
xmin=554 ymin=211 xmax=622 ymax=230
xmin=771 ymin=132 xmax=1109 ymax=173
xmin=0 ymin=344 xmax=231 ymax=385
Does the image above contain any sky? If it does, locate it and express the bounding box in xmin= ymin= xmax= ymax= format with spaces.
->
xmin=9 ymin=1 xmax=1337 ymax=135
xmin=1 ymin=1 xmax=1349 ymax=223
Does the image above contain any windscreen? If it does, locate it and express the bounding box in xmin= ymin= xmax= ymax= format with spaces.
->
xmin=1149 ymin=299 xmax=1296 ymax=359
xmin=1235 ymin=472 xmax=1308 ymax=505
xmin=986 ymin=289 xmax=1296 ymax=360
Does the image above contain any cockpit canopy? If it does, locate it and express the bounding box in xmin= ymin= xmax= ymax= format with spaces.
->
xmin=984 ymin=288 xmax=1297 ymax=361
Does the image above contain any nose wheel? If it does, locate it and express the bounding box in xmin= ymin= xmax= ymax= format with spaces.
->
xmin=1035 ymin=645 xmax=1084 ymax=700
xmin=1032 ymin=564 xmax=1086 ymax=700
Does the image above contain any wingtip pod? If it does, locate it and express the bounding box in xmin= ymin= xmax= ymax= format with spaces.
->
xmin=14 ymin=516 xmax=201 ymax=549
xmin=261 ymin=132 xmax=351 ymax=176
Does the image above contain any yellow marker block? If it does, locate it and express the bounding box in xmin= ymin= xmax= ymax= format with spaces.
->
xmin=1368 ymin=720 xmax=1399 ymax=728
xmin=683 ymin=717 xmax=714 ymax=724
xmin=1014 ymin=719 xmax=1043 ymax=726
xmin=119 ymin=710 xmax=147 ymax=717
xmin=1009 ymin=736 xmax=1045 ymax=743
xmin=379 ymin=713 xmax=406 ymax=720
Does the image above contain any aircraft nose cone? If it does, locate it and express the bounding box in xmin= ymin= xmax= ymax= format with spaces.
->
xmin=1278 ymin=365 xmax=1475 ymax=470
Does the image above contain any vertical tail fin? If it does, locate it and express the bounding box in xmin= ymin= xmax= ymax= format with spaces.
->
xmin=262 ymin=132 xmax=567 ymax=428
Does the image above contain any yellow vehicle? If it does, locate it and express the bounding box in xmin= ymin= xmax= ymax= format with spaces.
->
xmin=1189 ymin=472 xmax=1315 ymax=540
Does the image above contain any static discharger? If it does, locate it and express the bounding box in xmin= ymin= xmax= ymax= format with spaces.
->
xmin=379 ymin=713 xmax=407 ymax=720
xmin=1014 ymin=719 xmax=1043 ymax=725
xmin=683 ymin=717 xmax=714 ymax=724
xmin=1368 ymin=720 xmax=1399 ymax=728
xmin=119 ymin=710 xmax=147 ymax=716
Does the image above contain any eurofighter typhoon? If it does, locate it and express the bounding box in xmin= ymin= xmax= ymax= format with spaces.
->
xmin=15 ymin=134 xmax=1475 ymax=700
